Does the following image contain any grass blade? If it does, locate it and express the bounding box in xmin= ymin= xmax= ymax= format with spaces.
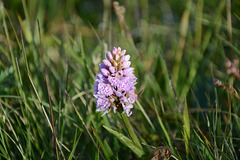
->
xmin=183 ymin=99 xmax=190 ymax=156
xmin=68 ymin=129 xmax=83 ymax=160
xmin=153 ymin=98 xmax=177 ymax=157
xmin=1 ymin=128 xmax=26 ymax=159
xmin=103 ymin=125 xmax=145 ymax=158
xmin=92 ymin=126 xmax=111 ymax=159
xmin=64 ymin=89 xmax=105 ymax=160
xmin=37 ymin=20 xmax=60 ymax=160
xmin=136 ymin=100 xmax=155 ymax=131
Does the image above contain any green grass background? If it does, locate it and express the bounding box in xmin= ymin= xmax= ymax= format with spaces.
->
xmin=0 ymin=0 xmax=239 ymax=159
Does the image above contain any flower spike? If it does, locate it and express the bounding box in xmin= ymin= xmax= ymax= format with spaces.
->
xmin=93 ymin=47 xmax=137 ymax=117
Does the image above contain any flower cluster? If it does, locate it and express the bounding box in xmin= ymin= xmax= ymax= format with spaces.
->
xmin=93 ymin=47 xmax=137 ymax=117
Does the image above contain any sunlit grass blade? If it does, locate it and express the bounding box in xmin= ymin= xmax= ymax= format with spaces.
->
xmin=152 ymin=98 xmax=177 ymax=157
xmin=136 ymin=100 xmax=155 ymax=131
xmin=183 ymin=99 xmax=190 ymax=157
xmin=28 ymin=74 xmax=67 ymax=159
xmin=193 ymin=129 xmax=214 ymax=160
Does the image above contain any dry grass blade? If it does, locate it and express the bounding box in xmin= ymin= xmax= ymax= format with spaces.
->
xmin=196 ymin=126 xmax=214 ymax=152
xmin=113 ymin=1 xmax=125 ymax=36
xmin=226 ymin=57 xmax=240 ymax=79
xmin=37 ymin=20 xmax=63 ymax=160
xmin=147 ymin=146 xmax=172 ymax=160
xmin=28 ymin=75 xmax=65 ymax=159
xmin=112 ymin=1 xmax=140 ymax=57
xmin=180 ymin=131 xmax=194 ymax=159
xmin=214 ymin=79 xmax=240 ymax=100
xmin=28 ymin=75 xmax=53 ymax=132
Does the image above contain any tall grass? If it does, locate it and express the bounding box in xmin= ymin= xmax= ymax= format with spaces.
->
xmin=0 ymin=0 xmax=239 ymax=159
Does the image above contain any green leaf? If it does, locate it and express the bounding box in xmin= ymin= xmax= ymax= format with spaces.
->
xmin=103 ymin=125 xmax=145 ymax=158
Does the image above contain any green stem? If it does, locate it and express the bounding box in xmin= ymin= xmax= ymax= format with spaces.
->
xmin=121 ymin=113 xmax=143 ymax=150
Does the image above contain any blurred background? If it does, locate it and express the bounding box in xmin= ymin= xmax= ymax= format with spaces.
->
xmin=0 ymin=0 xmax=239 ymax=159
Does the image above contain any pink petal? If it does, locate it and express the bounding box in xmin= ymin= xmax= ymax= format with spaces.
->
xmin=108 ymin=76 xmax=119 ymax=87
xmin=121 ymin=55 xmax=130 ymax=62
xmin=101 ymin=68 xmax=110 ymax=77
xmin=103 ymin=60 xmax=112 ymax=67
xmin=109 ymin=66 xmax=115 ymax=73
xmin=106 ymin=51 xmax=113 ymax=62
xmin=122 ymin=61 xmax=131 ymax=68
xmin=103 ymin=84 xmax=113 ymax=96
xmin=123 ymin=67 xmax=134 ymax=76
